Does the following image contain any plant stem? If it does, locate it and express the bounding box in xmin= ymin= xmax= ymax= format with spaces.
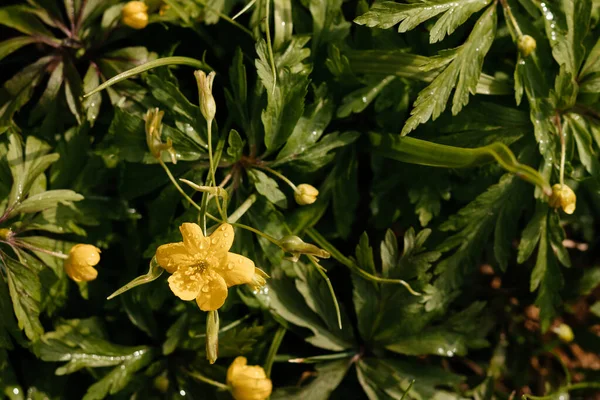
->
xmin=232 ymin=0 xmax=257 ymax=20
xmin=286 ymin=351 xmax=356 ymax=364
xmin=206 ymin=212 xmax=282 ymax=247
xmin=264 ymin=326 xmax=286 ymax=377
xmin=159 ymin=160 xmax=203 ymax=212
xmin=185 ymin=370 xmax=229 ymax=391
xmin=264 ymin=0 xmax=277 ymax=95
xmin=12 ymin=240 xmax=69 ymax=259
xmin=500 ymin=0 xmax=523 ymax=38
xmin=228 ymin=194 xmax=257 ymax=224
xmin=308 ymin=255 xmax=343 ymax=329
xmin=206 ymin=121 xmax=226 ymax=220
xmin=254 ymin=165 xmax=299 ymax=192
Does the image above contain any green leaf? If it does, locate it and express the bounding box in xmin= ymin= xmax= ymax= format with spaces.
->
xmin=33 ymin=318 xmax=154 ymax=399
xmin=6 ymin=132 xmax=60 ymax=210
xmin=227 ymin=129 xmax=244 ymax=161
xmin=0 ymin=57 xmax=52 ymax=127
xmin=1 ymin=254 xmax=44 ymax=341
xmin=354 ymin=0 xmax=492 ymax=43
xmin=337 ymin=76 xmax=396 ymax=118
xmin=566 ymin=114 xmax=600 ymax=179
xmin=0 ymin=5 xmax=54 ymax=36
xmin=549 ymin=0 xmax=592 ymax=77
xmin=303 ymin=0 xmax=350 ymax=51
xmin=428 ymin=174 xmax=529 ymax=310
xmin=401 ymin=5 xmax=497 ymax=135
xmin=0 ymin=36 xmax=38 ymax=63
xmin=580 ymin=36 xmax=600 ymax=80
xmin=272 ymin=359 xmax=352 ymax=400
xmin=8 ymin=190 xmax=83 ymax=217
xmin=357 ymin=358 xmax=463 ymax=400
xmin=82 ymin=65 xmax=101 ymax=126
xmin=346 ymin=50 xmax=511 ymax=95
xmin=29 ymin=60 xmax=64 ymax=125
xmin=217 ymin=325 xmax=265 ymax=358
xmin=63 ymin=58 xmax=83 ymax=124
xmin=273 ymin=131 xmax=360 ymax=171
xmin=224 ymin=48 xmax=249 ymax=142
xmin=332 ymin=148 xmax=358 ymax=239
xmin=248 ymin=169 xmax=288 ymax=208
xmin=256 ymin=37 xmax=311 ymax=150
xmin=277 ymin=83 xmax=334 ymax=161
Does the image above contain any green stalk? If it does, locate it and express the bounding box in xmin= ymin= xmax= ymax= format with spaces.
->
xmin=84 ymin=57 xmax=210 ymax=97
xmin=308 ymin=255 xmax=343 ymax=329
xmin=264 ymin=326 xmax=286 ymax=377
xmin=369 ymin=132 xmax=552 ymax=196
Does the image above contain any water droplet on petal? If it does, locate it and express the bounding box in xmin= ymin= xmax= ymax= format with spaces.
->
xmin=202 ymin=285 xmax=210 ymax=293
xmin=211 ymin=237 xmax=218 ymax=244
xmin=227 ymin=263 xmax=234 ymax=270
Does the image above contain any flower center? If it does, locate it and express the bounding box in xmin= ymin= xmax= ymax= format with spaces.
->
xmin=192 ymin=260 xmax=208 ymax=273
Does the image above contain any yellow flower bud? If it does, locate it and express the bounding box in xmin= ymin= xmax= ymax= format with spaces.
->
xmin=145 ymin=108 xmax=177 ymax=164
xmin=549 ymin=184 xmax=576 ymax=214
xmin=64 ymin=244 xmax=101 ymax=282
xmin=227 ymin=357 xmax=272 ymax=400
xmin=194 ymin=70 xmax=216 ymax=122
xmin=518 ymin=35 xmax=537 ymax=57
xmin=0 ymin=228 xmax=12 ymax=240
xmin=278 ymin=235 xmax=330 ymax=262
xmin=294 ymin=184 xmax=318 ymax=205
xmin=122 ymin=1 xmax=149 ymax=29
xmin=552 ymin=323 xmax=574 ymax=343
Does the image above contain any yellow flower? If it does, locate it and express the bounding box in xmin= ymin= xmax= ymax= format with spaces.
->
xmin=552 ymin=323 xmax=574 ymax=343
xmin=227 ymin=356 xmax=272 ymax=400
xmin=122 ymin=1 xmax=149 ymax=29
xmin=64 ymin=244 xmax=101 ymax=282
xmin=294 ymin=184 xmax=319 ymax=205
xmin=156 ymin=223 xmax=258 ymax=311
xmin=549 ymin=183 xmax=576 ymax=214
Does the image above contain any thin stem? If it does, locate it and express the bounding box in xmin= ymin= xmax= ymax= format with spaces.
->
xmin=556 ymin=115 xmax=566 ymax=186
xmin=192 ymin=314 xmax=252 ymax=338
xmin=184 ymin=369 xmax=229 ymax=391
xmin=264 ymin=0 xmax=277 ymax=95
xmin=500 ymin=0 xmax=523 ymax=38
xmin=287 ymin=351 xmax=356 ymax=364
xmin=159 ymin=159 xmax=202 ymax=212
xmin=308 ymin=255 xmax=343 ymax=329
xmin=206 ymin=213 xmax=281 ymax=246
xmin=12 ymin=240 xmax=68 ymax=259
xmin=254 ymin=165 xmax=298 ymax=192
xmin=206 ymin=122 xmax=226 ymax=220
xmin=264 ymin=326 xmax=286 ymax=377
xmin=232 ymin=0 xmax=258 ymax=20
xmin=228 ymin=194 xmax=257 ymax=224
xmin=568 ymin=382 xmax=600 ymax=390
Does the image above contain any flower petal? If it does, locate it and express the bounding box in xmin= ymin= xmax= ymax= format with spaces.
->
xmin=207 ymin=223 xmax=234 ymax=258
xmin=180 ymin=223 xmax=208 ymax=252
xmin=156 ymin=242 xmax=195 ymax=273
xmin=219 ymin=252 xmax=255 ymax=287
xmin=195 ymin=271 xmax=228 ymax=311
xmin=168 ymin=265 xmax=203 ymax=301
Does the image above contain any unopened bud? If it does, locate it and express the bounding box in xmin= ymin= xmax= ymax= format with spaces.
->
xmin=518 ymin=35 xmax=536 ymax=57
xmin=549 ymin=184 xmax=576 ymax=214
xmin=278 ymin=235 xmax=330 ymax=262
xmin=145 ymin=108 xmax=177 ymax=164
xmin=194 ymin=70 xmax=216 ymax=122
xmin=294 ymin=184 xmax=319 ymax=205
xmin=552 ymin=323 xmax=574 ymax=343
xmin=0 ymin=228 xmax=12 ymax=241
xmin=64 ymin=244 xmax=101 ymax=282
xmin=122 ymin=1 xmax=149 ymax=30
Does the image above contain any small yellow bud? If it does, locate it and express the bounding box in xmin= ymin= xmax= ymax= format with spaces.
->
xmin=194 ymin=70 xmax=216 ymax=122
xmin=145 ymin=108 xmax=177 ymax=164
xmin=294 ymin=184 xmax=319 ymax=205
xmin=122 ymin=1 xmax=149 ymax=29
xmin=278 ymin=235 xmax=330 ymax=262
xmin=227 ymin=357 xmax=272 ymax=400
xmin=549 ymin=184 xmax=576 ymax=214
xmin=153 ymin=374 xmax=169 ymax=393
xmin=0 ymin=228 xmax=12 ymax=240
xmin=64 ymin=244 xmax=101 ymax=282
xmin=552 ymin=323 xmax=574 ymax=343
xmin=518 ymin=35 xmax=537 ymax=57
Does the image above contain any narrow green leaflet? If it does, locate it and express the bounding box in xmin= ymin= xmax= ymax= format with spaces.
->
xmin=8 ymin=190 xmax=83 ymax=217
xmin=565 ymin=114 xmax=600 ymax=179
xmin=272 ymin=359 xmax=352 ymax=400
xmin=255 ymin=37 xmax=311 ymax=151
xmin=337 ymin=76 xmax=396 ymax=118
xmin=401 ymin=5 xmax=497 ymax=135
xmin=303 ymin=0 xmax=351 ymax=51
xmin=0 ymin=5 xmax=54 ymax=36
xmin=355 ymin=0 xmax=492 ymax=43
xmin=227 ymin=129 xmax=244 ymax=161
xmin=0 ymin=36 xmax=38 ymax=63
xmin=248 ymin=169 xmax=288 ymax=208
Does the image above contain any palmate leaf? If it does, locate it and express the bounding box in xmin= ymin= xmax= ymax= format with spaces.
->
xmin=401 ymin=5 xmax=497 ymax=135
xmin=355 ymin=0 xmax=492 ymax=43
